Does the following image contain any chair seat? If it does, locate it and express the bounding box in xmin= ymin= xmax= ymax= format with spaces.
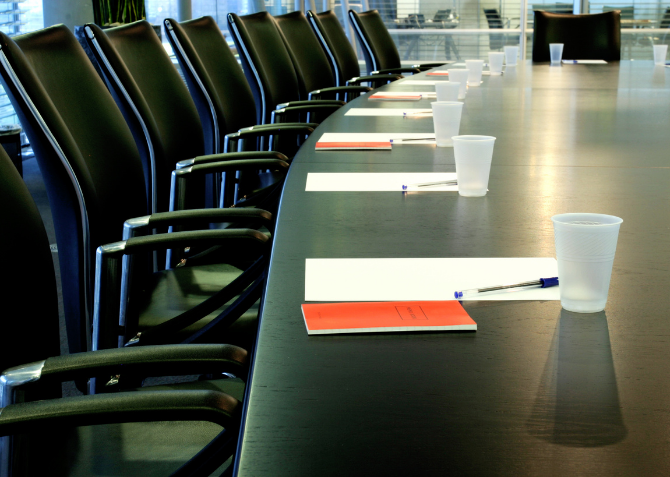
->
xmin=17 ymin=419 xmax=231 ymax=476
xmin=136 ymin=263 xmax=260 ymax=349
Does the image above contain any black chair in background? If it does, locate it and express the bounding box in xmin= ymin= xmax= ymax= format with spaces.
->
xmin=162 ymin=16 xmax=317 ymax=166
xmin=306 ymin=10 xmax=403 ymax=87
xmin=274 ymin=11 xmax=372 ymax=102
xmin=228 ymin=11 xmax=345 ymax=126
xmin=348 ymin=9 xmax=447 ymax=75
xmin=432 ymin=9 xmax=461 ymax=61
xmin=483 ymin=8 xmax=520 ymax=51
xmin=84 ymin=20 xmax=292 ymax=213
xmin=531 ymin=3 xmax=574 ymax=14
xmin=0 ymin=146 xmax=248 ymax=475
xmin=603 ymin=5 xmax=634 ymax=21
xmin=0 ymin=25 xmax=277 ymax=356
xmin=659 ymin=7 xmax=670 ymax=43
xmin=532 ymin=11 xmax=621 ymax=62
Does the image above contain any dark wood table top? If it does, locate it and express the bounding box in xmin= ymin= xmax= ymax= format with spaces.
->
xmin=234 ymin=61 xmax=670 ymax=476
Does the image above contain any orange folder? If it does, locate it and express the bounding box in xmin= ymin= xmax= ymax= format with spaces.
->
xmin=368 ymin=93 xmax=422 ymax=101
xmin=302 ymin=300 xmax=476 ymax=335
xmin=426 ymin=71 xmax=449 ymax=76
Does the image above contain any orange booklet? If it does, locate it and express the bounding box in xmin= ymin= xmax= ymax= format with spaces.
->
xmin=368 ymin=93 xmax=422 ymax=101
xmin=301 ymin=301 xmax=476 ymax=335
xmin=315 ymin=141 xmax=392 ymax=151
xmin=426 ymin=71 xmax=449 ymax=76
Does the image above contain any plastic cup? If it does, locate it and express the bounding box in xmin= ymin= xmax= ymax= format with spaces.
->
xmin=653 ymin=44 xmax=668 ymax=65
xmin=448 ymin=69 xmax=469 ymax=99
xmin=431 ymin=101 xmax=463 ymax=147
xmin=452 ymin=135 xmax=495 ymax=196
xmin=550 ymin=43 xmax=564 ymax=64
xmin=435 ymin=81 xmax=460 ymax=101
xmin=488 ymin=52 xmax=505 ymax=75
xmin=504 ymin=46 xmax=518 ymax=66
xmin=465 ymin=59 xmax=484 ymax=86
xmin=551 ymin=213 xmax=623 ymax=313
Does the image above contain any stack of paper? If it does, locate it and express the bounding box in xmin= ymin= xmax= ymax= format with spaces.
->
xmin=369 ymin=92 xmax=422 ymax=101
xmin=305 ymin=172 xmax=457 ymax=191
xmin=344 ymin=108 xmax=432 ymax=117
xmin=317 ymin=133 xmax=436 ymax=146
xmin=315 ymin=141 xmax=391 ymax=151
xmin=426 ymin=71 xmax=449 ymax=76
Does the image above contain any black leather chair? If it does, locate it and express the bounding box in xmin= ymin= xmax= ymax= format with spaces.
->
xmin=83 ymin=20 xmax=294 ymax=212
xmin=532 ymin=11 xmax=621 ymax=62
xmin=274 ymin=11 xmax=372 ymax=102
xmin=0 ymin=25 xmax=278 ymax=355
xmin=162 ymin=15 xmax=317 ymax=165
xmin=483 ymin=8 xmax=520 ymax=51
xmin=228 ymin=11 xmax=345 ymax=126
xmin=0 ymin=146 xmax=247 ymax=475
xmin=306 ymin=10 xmax=403 ymax=87
xmin=348 ymin=9 xmax=447 ymax=75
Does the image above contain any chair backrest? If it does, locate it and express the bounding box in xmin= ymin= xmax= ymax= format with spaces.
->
xmin=433 ymin=9 xmax=454 ymax=22
xmin=532 ymin=11 xmax=621 ymax=62
xmin=660 ymin=7 xmax=670 ymax=29
xmin=306 ymin=10 xmax=361 ymax=87
xmin=0 ymin=148 xmax=61 ymax=390
xmin=603 ymin=5 xmax=634 ymax=21
xmin=348 ymin=9 xmax=401 ymax=74
xmin=483 ymin=8 xmax=504 ymax=29
xmin=227 ymin=11 xmax=303 ymax=125
xmin=0 ymin=26 xmax=147 ymax=355
xmin=164 ymin=16 xmax=258 ymax=148
xmin=274 ymin=11 xmax=337 ymax=97
xmin=84 ymin=21 xmax=205 ymax=213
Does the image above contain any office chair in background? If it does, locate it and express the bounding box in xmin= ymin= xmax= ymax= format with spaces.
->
xmin=532 ymin=11 xmax=621 ymax=62
xmin=228 ymin=11 xmax=345 ymax=126
xmin=348 ymin=9 xmax=447 ymax=75
xmin=274 ymin=11 xmax=372 ymax=102
xmin=306 ymin=10 xmax=403 ymax=88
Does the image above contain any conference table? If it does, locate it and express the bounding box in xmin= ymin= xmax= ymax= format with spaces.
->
xmin=233 ymin=61 xmax=670 ymax=475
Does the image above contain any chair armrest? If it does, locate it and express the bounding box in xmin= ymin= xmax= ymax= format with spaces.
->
xmin=170 ymin=159 xmax=289 ymax=212
xmin=275 ymin=99 xmax=345 ymax=109
xmin=224 ymin=124 xmax=316 ymax=154
xmin=176 ymin=151 xmax=289 ymax=168
xmin=347 ymin=74 xmax=404 ymax=87
xmin=0 ymin=390 xmax=238 ymax=435
xmin=308 ymin=85 xmax=371 ymax=102
xmin=414 ymin=62 xmax=448 ymax=68
xmin=123 ymin=208 xmax=274 ymax=240
xmin=272 ymin=103 xmax=342 ymax=124
xmin=0 ymin=345 xmax=246 ymax=393
xmin=373 ymin=67 xmax=422 ymax=75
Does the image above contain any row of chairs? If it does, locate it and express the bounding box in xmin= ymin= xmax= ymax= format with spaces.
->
xmin=0 ymin=8 xmax=437 ymax=475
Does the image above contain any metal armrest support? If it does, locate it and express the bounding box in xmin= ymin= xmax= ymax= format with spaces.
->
xmin=275 ymin=99 xmax=345 ymax=109
xmin=413 ymin=62 xmax=448 ymax=69
xmin=346 ymin=74 xmax=404 ymax=87
xmin=373 ymin=67 xmax=422 ymax=75
xmin=272 ymin=103 xmax=342 ymax=124
xmin=308 ymin=85 xmax=372 ymax=102
xmin=0 ymin=390 xmax=239 ymax=435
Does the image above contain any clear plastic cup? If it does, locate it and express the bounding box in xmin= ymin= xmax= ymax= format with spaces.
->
xmin=435 ymin=81 xmax=460 ymax=101
xmin=504 ymin=46 xmax=518 ymax=66
xmin=653 ymin=44 xmax=668 ymax=65
xmin=551 ymin=213 xmax=623 ymax=313
xmin=550 ymin=43 xmax=564 ymax=64
xmin=488 ymin=52 xmax=505 ymax=75
xmin=465 ymin=59 xmax=484 ymax=86
xmin=431 ymin=101 xmax=463 ymax=147
xmin=448 ymin=69 xmax=469 ymax=99
xmin=452 ymin=135 xmax=495 ymax=196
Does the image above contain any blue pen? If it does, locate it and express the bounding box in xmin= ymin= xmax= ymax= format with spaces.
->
xmin=563 ymin=60 xmax=578 ymax=64
xmin=454 ymin=277 xmax=559 ymax=299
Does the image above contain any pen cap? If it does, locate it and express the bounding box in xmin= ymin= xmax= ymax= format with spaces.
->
xmin=540 ymin=277 xmax=559 ymax=288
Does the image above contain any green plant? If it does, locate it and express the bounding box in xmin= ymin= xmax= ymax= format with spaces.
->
xmin=93 ymin=0 xmax=146 ymax=26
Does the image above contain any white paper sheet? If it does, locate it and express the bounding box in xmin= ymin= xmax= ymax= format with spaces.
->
xmin=401 ymin=80 xmax=442 ymax=86
xmin=318 ymin=132 xmax=436 ymax=145
xmin=367 ymin=91 xmax=436 ymax=97
xmin=305 ymin=172 xmax=457 ymax=191
xmin=344 ymin=108 xmax=432 ymax=117
xmin=305 ymin=258 xmax=560 ymax=301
